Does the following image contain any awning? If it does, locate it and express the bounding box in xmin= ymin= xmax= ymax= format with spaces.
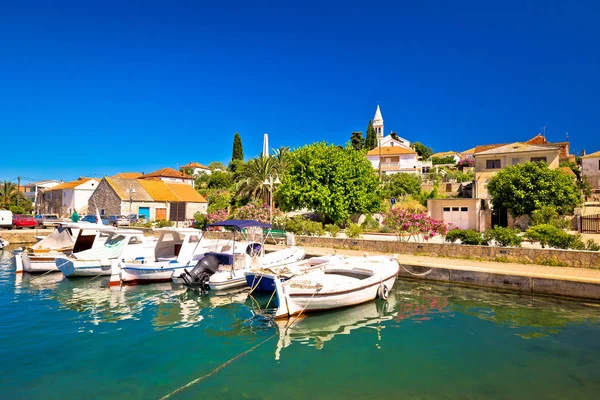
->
xmin=207 ymin=219 xmax=272 ymax=230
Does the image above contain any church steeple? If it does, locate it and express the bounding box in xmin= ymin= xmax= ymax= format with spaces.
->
xmin=373 ymin=105 xmax=384 ymax=138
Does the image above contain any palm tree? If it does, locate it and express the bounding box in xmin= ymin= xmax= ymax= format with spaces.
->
xmin=0 ymin=181 xmax=18 ymax=209
xmin=235 ymin=156 xmax=277 ymax=203
xmin=272 ymin=146 xmax=290 ymax=174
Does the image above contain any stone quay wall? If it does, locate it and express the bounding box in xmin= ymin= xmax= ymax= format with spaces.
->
xmin=293 ymin=236 xmax=600 ymax=269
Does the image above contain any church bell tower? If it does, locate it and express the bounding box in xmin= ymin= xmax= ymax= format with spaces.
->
xmin=373 ymin=105 xmax=384 ymax=138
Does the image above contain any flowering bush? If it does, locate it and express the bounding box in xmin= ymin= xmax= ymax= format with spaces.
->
xmin=206 ymin=209 xmax=229 ymax=224
xmin=232 ymin=203 xmax=283 ymax=225
xmin=457 ymin=158 xmax=475 ymax=169
xmin=383 ymin=208 xmax=449 ymax=242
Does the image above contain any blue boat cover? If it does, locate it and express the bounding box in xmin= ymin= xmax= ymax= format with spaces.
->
xmin=206 ymin=219 xmax=271 ymax=230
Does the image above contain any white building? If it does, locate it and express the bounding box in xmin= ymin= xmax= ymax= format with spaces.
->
xmin=181 ymin=162 xmax=212 ymax=176
xmin=366 ymin=106 xmax=419 ymax=175
xmin=40 ymin=178 xmax=100 ymax=217
xmin=582 ymin=150 xmax=600 ymax=190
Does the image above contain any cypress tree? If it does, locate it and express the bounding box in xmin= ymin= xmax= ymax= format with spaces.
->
xmin=350 ymin=131 xmax=364 ymax=150
xmin=232 ymin=132 xmax=244 ymax=161
xmin=365 ymin=120 xmax=377 ymax=150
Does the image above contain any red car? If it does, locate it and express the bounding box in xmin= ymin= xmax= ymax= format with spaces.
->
xmin=11 ymin=214 xmax=37 ymax=229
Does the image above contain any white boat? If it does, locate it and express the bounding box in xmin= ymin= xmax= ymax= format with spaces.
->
xmin=173 ymin=220 xmax=306 ymax=291
xmin=244 ymin=255 xmax=344 ymax=293
xmin=274 ymin=255 xmax=400 ymax=318
xmin=208 ymin=245 xmax=306 ymax=291
xmin=56 ymin=228 xmax=155 ymax=277
xmin=119 ymin=228 xmax=222 ymax=285
xmin=15 ymin=222 xmax=108 ymax=274
xmin=0 ymin=236 xmax=8 ymax=250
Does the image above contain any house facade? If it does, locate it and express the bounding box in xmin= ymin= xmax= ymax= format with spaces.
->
xmin=22 ymin=180 xmax=60 ymax=213
xmin=431 ymin=151 xmax=461 ymax=163
xmin=88 ymin=177 xmax=207 ymax=221
xmin=582 ymin=151 xmax=600 ymax=190
xmin=39 ymin=178 xmax=100 ymax=217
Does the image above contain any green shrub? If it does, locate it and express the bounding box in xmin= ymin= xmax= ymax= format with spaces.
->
xmin=154 ymin=219 xmax=174 ymax=228
xmin=284 ymin=216 xmax=324 ymax=236
xmin=361 ymin=214 xmax=380 ymax=230
xmin=445 ymin=229 xmax=463 ymax=243
xmin=525 ymin=224 xmax=572 ymax=249
xmin=325 ymin=223 xmax=341 ymax=238
xmin=345 ymin=223 xmax=363 ymax=238
xmin=193 ymin=212 xmax=206 ymax=230
xmin=531 ymin=205 xmax=570 ymax=229
xmin=444 ymin=229 xmax=488 ymax=245
xmin=379 ymin=225 xmax=392 ymax=234
xmin=484 ymin=226 xmax=523 ymax=247
xmin=570 ymin=235 xmax=600 ymax=252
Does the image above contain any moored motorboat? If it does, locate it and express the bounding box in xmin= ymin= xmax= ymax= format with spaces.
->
xmin=56 ymin=228 xmax=155 ymax=277
xmin=245 ymin=254 xmax=343 ymax=293
xmin=15 ymin=222 xmax=108 ymax=274
xmin=274 ymin=255 xmax=399 ymax=318
xmin=119 ymin=228 xmax=222 ymax=285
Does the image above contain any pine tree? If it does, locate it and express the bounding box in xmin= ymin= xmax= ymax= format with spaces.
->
xmin=232 ymin=132 xmax=244 ymax=161
xmin=365 ymin=120 xmax=377 ymax=150
xmin=350 ymin=131 xmax=364 ymax=150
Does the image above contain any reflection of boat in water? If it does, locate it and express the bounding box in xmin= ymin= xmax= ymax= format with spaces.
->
xmin=275 ymin=291 xmax=399 ymax=360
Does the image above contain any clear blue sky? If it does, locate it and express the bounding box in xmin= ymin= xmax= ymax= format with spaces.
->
xmin=1 ymin=0 xmax=599 ymax=184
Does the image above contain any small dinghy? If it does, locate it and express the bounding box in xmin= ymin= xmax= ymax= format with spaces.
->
xmin=274 ymin=255 xmax=399 ymax=318
xmin=245 ymin=255 xmax=343 ymax=293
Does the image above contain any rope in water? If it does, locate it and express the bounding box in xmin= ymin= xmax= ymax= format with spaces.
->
xmin=247 ymin=273 xmax=265 ymax=295
xmin=158 ymin=333 xmax=278 ymax=400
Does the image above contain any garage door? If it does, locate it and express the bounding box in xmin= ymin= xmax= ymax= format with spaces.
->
xmin=443 ymin=206 xmax=469 ymax=230
xmin=155 ymin=208 xmax=167 ymax=221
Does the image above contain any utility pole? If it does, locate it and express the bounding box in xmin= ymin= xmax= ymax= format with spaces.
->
xmin=17 ymin=176 xmax=20 ymax=207
xmin=378 ymin=137 xmax=382 ymax=181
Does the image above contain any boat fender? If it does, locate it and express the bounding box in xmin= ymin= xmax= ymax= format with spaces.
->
xmin=378 ymin=284 xmax=389 ymax=300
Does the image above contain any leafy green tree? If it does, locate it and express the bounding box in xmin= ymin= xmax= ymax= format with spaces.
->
xmin=487 ymin=162 xmax=582 ymax=217
xmin=200 ymin=189 xmax=233 ymax=213
xmin=208 ymin=161 xmax=227 ymax=171
xmin=431 ymin=156 xmax=457 ymax=165
xmin=410 ymin=142 xmax=433 ymax=160
xmin=207 ymin=170 xmax=234 ymax=189
xmin=382 ymin=173 xmax=422 ymax=199
xmin=364 ymin=120 xmax=377 ymax=150
xmin=277 ymin=142 xmax=381 ymax=224
xmin=350 ymin=131 xmax=364 ymax=151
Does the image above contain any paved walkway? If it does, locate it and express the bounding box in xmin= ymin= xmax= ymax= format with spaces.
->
xmin=266 ymin=244 xmax=600 ymax=285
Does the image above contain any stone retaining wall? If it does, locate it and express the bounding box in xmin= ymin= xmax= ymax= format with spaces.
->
xmin=294 ymin=236 xmax=600 ymax=269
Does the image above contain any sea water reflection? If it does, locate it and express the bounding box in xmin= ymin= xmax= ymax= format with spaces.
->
xmin=3 ymin=247 xmax=600 ymax=399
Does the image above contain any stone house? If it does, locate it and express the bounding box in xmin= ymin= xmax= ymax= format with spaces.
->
xmin=88 ymin=177 xmax=207 ymax=222
xmin=582 ymin=151 xmax=600 ymax=191
xmin=39 ymin=178 xmax=100 ymax=217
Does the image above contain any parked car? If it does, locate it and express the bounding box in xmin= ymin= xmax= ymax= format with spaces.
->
xmin=34 ymin=214 xmax=61 ymax=228
xmin=108 ymin=215 xmax=130 ymax=227
xmin=129 ymin=214 xmax=148 ymax=224
xmin=81 ymin=215 xmax=110 ymax=225
xmin=11 ymin=214 xmax=37 ymax=229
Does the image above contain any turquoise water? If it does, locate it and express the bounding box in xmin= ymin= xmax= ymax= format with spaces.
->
xmin=2 ymin=247 xmax=600 ymax=399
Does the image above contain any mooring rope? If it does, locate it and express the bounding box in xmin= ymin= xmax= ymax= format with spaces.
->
xmin=401 ymin=264 xmax=433 ymax=277
xmin=159 ymin=333 xmax=278 ymax=400
xmin=33 ymin=259 xmax=70 ymax=281
xmin=247 ymin=273 xmax=265 ymax=295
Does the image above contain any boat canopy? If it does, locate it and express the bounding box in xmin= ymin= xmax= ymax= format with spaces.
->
xmin=207 ymin=220 xmax=271 ymax=230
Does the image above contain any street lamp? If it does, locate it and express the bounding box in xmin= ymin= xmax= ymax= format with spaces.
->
xmin=126 ymin=188 xmax=136 ymax=225
xmin=262 ymin=175 xmax=281 ymax=225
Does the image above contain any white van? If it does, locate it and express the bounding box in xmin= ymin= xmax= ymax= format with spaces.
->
xmin=0 ymin=210 xmax=13 ymax=229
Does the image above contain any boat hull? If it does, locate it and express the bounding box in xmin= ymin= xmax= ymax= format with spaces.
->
xmin=208 ymin=271 xmax=247 ymax=291
xmin=285 ymin=275 xmax=397 ymax=316
xmin=245 ymin=272 xmax=286 ymax=293
xmin=56 ymin=257 xmax=112 ymax=277
xmin=120 ymin=262 xmax=189 ymax=284
xmin=22 ymin=253 xmax=62 ymax=273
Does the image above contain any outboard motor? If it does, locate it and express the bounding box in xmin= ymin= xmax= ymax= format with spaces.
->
xmin=180 ymin=255 xmax=220 ymax=287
